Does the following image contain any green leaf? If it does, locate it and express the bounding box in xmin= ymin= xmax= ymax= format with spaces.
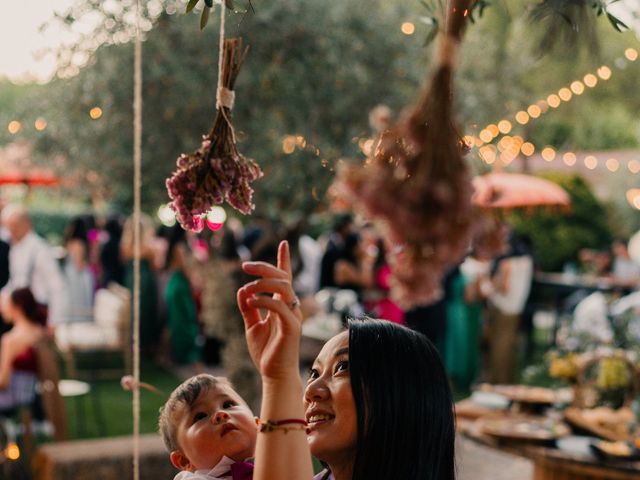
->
xmin=200 ymin=7 xmax=210 ymax=29
xmin=606 ymin=12 xmax=628 ymax=32
xmin=186 ymin=0 xmax=199 ymax=13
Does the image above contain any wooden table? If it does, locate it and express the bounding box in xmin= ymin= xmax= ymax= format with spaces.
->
xmin=457 ymin=408 xmax=640 ymax=480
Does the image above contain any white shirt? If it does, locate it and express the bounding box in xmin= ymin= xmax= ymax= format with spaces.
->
xmin=489 ymin=255 xmax=533 ymax=315
xmin=4 ymin=231 xmax=69 ymax=326
xmin=174 ymin=456 xmax=236 ymax=480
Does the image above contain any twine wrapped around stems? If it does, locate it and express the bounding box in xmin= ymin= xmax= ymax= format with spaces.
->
xmin=333 ymin=0 xmax=475 ymax=308
xmin=166 ymin=38 xmax=262 ymax=231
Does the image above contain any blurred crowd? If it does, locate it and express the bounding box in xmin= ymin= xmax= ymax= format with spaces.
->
xmin=3 ymin=200 xmax=640 ymax=411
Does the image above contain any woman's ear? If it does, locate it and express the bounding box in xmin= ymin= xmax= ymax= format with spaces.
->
xmin=170 ymin=450 xmax=192 ymax=471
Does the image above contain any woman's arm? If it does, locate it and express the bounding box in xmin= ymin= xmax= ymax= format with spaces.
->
xmin=237 ymin=241 xmax=314 ymax=480
xmin=0 ymin=335 xmax=17 ymax=389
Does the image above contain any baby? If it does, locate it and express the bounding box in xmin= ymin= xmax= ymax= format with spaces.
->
xmin=159 ymin=374 xmax=258 ymax=480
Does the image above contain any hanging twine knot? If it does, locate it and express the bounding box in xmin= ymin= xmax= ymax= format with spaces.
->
xmin=217 ymin=87 xmax=236 ymax=110
xmin=120 ymin=375 xmax=163 ymax=395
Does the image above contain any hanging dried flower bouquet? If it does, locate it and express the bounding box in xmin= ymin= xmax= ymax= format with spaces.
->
xmin=332 ymin=0 xmax=474 ymax=308
xmin=166 ymin=38 xmax=262 ymax=231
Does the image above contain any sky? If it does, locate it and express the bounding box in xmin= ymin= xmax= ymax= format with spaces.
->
xmin=0 ymin=0 xmax=76 ymax=83
xmin=0 ymin=1 xmax=638 ymax=83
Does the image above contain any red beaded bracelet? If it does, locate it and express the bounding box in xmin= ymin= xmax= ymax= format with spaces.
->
xmin=259 ymin=418 xmax=308 ymax=433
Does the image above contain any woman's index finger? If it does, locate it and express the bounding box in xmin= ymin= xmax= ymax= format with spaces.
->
xmin=277 ymin=240 xmax=292 ymax=280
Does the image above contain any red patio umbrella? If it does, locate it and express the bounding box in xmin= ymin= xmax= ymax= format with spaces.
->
xmin=472 ymin=172 xmax=570 ymax=209
xmin=0 ymin=172 xmax=61 ymax=187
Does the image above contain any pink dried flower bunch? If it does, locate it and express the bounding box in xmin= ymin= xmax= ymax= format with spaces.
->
xmin=166 ymin=136 xmax=262 ymax=230
xmin=166 ymin=38 xmax=261 ymax=231
xmin=334 ymin=65 xmax=474 ymax=309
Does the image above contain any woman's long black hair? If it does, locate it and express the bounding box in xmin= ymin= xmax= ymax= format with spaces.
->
xmin=348 ymin=319 xmax=456 ymax=480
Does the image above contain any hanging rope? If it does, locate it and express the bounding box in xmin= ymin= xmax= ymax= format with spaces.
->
xmin=215 ymin=1 xmax=236 ymax=142
xmin=132 ymin=0 xmax=143 ymax=479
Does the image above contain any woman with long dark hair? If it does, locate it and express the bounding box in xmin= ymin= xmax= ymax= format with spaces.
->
xmin=237 ymin=241 xmax=456 ymax=480
xmin=0 ymin=287 xmax=46 ymax=412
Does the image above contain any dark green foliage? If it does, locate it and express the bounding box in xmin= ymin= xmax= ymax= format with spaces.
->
xmin=509 ymin=173 xmax=612 ymax=271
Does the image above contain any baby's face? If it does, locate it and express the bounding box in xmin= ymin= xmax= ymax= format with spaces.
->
xmin=173 ymin=383 xmax=257 ymax=471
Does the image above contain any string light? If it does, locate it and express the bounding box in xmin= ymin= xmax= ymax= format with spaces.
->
xmin=584 ymin=155 xmax=598 ymax=170
xmin=89 ymin=107 xmax=103 ymax=119
xmin=597 ymin=66 xmax=612 ymax=80
xmin=570 ymin=81 xmax=585 ymax=95
xmin=497 ymin=120 xmax=512 ymax=134
xmin=606 ymin=158 xmax=619 ymax=172
xmin=629 ymin=160 xmax=640 ymax=174
xmin=547 ymin=94 xmax=561 ymax=108
xmin=562 ymin=152 xmax=576 ymax=166
xmin=541 ymin=147 xmax=556 ymax=162
xmin=8 ymin=120 xmax=21 ymax=134
xmin=521 ymin=142 xmax=535 ymax=156
xmin=626 ymin=189 xmax=640 ymax=210
xmin=558 ymin=87 xmax=572 ymax=102
xmin=527 ymin=105 xmax=542 ymax=118
xmin=515 ymin=111 xmax=529 ymax=125
xmin=401 ymin=22 xmax=415 ymax=35
xmin=34 ymin=118 xmax=47 ymax=131
xmin=583 ymin=74 xmax=598 ymax=87
xmin=625 ymin=48 xmax=638 ymax=62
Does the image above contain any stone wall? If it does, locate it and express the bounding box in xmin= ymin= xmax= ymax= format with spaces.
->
xmin=33 ymin=434 xmax=176 ymax=480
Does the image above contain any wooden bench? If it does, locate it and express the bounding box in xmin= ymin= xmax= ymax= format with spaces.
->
xmin=32 ymin=434 xmax=175 ymax=480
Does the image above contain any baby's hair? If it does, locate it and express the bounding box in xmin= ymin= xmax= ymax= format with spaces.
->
xmin=158 ymin=374 xmax=234 ymax=452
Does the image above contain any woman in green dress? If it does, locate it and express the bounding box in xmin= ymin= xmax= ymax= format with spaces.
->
xmin=163 ymin=226 xmax=202 ymax=366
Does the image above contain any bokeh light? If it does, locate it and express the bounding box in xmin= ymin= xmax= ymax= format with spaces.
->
xmin=527 ymin=105 xmax=541 ymax=118
xmin=401 ymin=22 xmax=415 ymax=35
xmin=541 ymin=147 xmax=556 ymax=162
xmin=547 ymin=94 xmax=561 ymax=108
xmin=628 ymin=160 xmax=640 ymax=174
xmin=597 ymin=66 xmax=612 ymax=80
xmin=584 ymin=155 xmax=598 ymax=170
xmin=558 ymin=88 xmax=572 ymax=101
xmin=624 ymin=48 xmax=638 ymax=62
xmin=521 ymin=142 xmax=535 ymax=156
xmin=6 ymin=442 xmax=19 ymax=461
xmin=8 ymin=120 xmax=21 ymax=134
xmin=583 ymin=74 xmax=598 ymax=88
xmin=497 ymin=120 xmax=512 ymax=134
xmin=515 ymin=111 xmax=529 ymax=125
xmin=90 ymin=107 xmax=103 ymax=119
xmin=605 ymin=158 xmax=619 ymax=172
xmin=570 ymin=81 xmax=585 ymax=95
xmin=562 ymin=152 xmax=576 ymax=166
xmin=34 ymin=118 xmax=47 ymax=131
xmin=157 ymin=204 xmax=176 ymax=227
xmin=282 ymin=135 xmax=296 ymax=154
xmin=206 ymin=206 xmax=227 ymax=231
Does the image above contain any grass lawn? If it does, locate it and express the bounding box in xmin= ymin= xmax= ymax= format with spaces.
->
xmin=62 ymin=359 xmax=181 ymax=440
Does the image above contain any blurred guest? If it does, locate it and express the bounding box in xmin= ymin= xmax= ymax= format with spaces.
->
xmin=361 ymin=228 xmax=404 ymax=325
xmin=594 ymin=250 xmax=612 ymax=277
xmin=0 ymin=288 xmax=46 ymax=412
xmin=444 ymin=253 xmax=490 ymax=391
xmin=63 ymin=217 xmax=95 ymax=323
xmin=611 ymin=239 xmax=640 ymax=287
xmin=100 ymin=216 xmax=124 ymax=287
xmin=319 ymin=213 xmax=353 ymax=289
xmin=0 ymin=237 xmax=9 ymax=335
xmin=121 ymin=214 xmax=159 ymax=355
xmin=163 ymin=226 xmax=202 ymax=368
xmin=0 ymin=204 xmax=68 ymax=328
xmin=485 ymin=233 xmax=534 ymax=384
xmin=201 ymin=226 xmax=259 ymax=409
